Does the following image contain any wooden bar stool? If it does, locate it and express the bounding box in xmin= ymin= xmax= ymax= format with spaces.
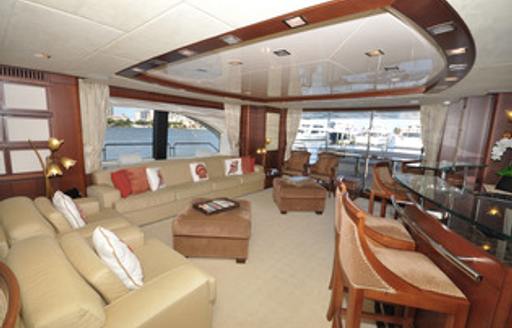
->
xmin=327 ymin=184 xmax=415 ymax=319
xmin=329 ymin=190 xmax=469 ymax=328
xmin=368 ymin=161 xmax=410 ymax=217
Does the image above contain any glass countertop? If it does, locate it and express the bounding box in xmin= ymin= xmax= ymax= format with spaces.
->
xmin=404 ymin=160 xmax=485 ymax=171
xmin=395 ymin=173 xmax=512 ymax=264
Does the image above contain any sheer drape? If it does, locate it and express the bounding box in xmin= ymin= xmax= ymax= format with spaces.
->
xmin=285 ymin=108 xmax=303 ymax=160
xmin=420 ymin=104 xmax=449 ymax=166
xmin=224 ymin=103 xmax=241 ymax=156
xmin=79 ymin=79 xmax=110 ymax=174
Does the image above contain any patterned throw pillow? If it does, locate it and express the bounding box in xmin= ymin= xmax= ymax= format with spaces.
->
xmin=189 ymin=162 xmax=209 ymax=182
xmin=224 ymin=158 xmax=243 ymax=176
xmin=125 ymin=167 xmax=150 ymax=194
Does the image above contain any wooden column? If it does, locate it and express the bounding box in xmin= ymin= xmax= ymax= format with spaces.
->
xmin=152 ymin=111 xmax=168 ymax=159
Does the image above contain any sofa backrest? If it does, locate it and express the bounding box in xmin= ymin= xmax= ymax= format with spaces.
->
xmin=34 ymin=197 xmax=73 ymax=233
xmin=91 ymin=155 xmax=234 ymax=187
xmin=0 ymin=196 xmax=55 ymax=246
xmin=6 ymin=235 xmax=105 ymax=328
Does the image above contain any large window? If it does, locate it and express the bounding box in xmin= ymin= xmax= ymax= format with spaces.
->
xmin=293 ymin=110 xmax=423 ymax=181
xmin=103 ymin=107 xmax=220 ymax=163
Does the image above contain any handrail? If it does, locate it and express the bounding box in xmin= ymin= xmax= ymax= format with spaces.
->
xmin=102 ymin=141 xmax=219 ymax=161
xmin=0 ymin=261 xmax=21 ymax=328
xmin=390 ymin=197 xmax=483 ymax=282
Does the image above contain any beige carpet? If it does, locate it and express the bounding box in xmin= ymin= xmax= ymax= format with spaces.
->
xmin=142 ymin=189 xmax=378 ymax=328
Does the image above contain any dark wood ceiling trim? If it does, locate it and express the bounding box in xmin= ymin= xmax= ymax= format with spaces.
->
xmin=109 ymin=86 xmax=224 ymax=110
xmin=303 ymin=105 xmax=420 ymax=112
xmin=116 ymin=0 xmax=475 ymax=104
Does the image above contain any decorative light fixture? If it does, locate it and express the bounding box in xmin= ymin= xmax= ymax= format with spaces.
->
xmin=178 ymin=48 xmax=196 ymax=57
xmin=29 ymin=137 xmax=76 ymax=198
xmin=446 ymin=47 xmax=467 ymax=56
xmin=365 ymin=49 xmax=384 ymax=57
xmin=487 ymin=207 xmax=501 ymax=216
xmin=444 ymin=76 xmax=459 ymax=82
xmin=273 ymin=49 xmax=291 ymax=57
xmin=481 ymin=243 xmax=492 ymax=252
xmin=283 ymin=16 xmax=308 ymax=29
xmin=505 ymin=109 xmax=512 ymax=121
xmin=220 ymin=34 xmax=242 ymax=45
xmin=427 ymin=21 xmax=456 ymax=35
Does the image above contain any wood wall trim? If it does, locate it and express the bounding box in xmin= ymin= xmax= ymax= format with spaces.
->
xmin=109 ymin=85 xmax=224 ymax=109
xmin=116 ymin=0 xmax=475 ymax=105
xmin=304 ymin=105 xmax=420 ymax=112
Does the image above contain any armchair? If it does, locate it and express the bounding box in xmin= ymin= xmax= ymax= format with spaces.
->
xmin=308 ymin=152 xmax=339 ymax=194
xmin=282 ymin=150 xmax=310 ymax=176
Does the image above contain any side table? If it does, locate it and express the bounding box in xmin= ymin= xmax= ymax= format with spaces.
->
xmin=265 ymin=168 xmax=281 ymax=188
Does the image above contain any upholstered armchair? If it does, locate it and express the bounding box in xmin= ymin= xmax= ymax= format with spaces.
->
xmin=308 ymin=152 xmax=338 ymax=193
xmin=282 ymin=150 xmax=310 ymax=176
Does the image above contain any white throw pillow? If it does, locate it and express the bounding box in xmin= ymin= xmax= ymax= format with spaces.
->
xmin=224 ymin=158 xmax=243 ymax=176
xmin=146 ymin=167 xmax=165 ymax=191
xmin=52 ymin=190 xmax=86 ymax=229
xmin=189 ymin=162 xmax=209 ymax=182
xmin=92 ymin=226 xmax=143 ymax=290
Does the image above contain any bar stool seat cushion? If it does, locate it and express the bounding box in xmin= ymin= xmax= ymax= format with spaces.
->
xmin=369 ymin=240 xmax=465 ymax=298
xmin=365 ymin=216 xmax=415 ymax=244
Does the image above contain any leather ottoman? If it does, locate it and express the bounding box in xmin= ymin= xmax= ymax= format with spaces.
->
xmin=273 ymin=177 xmax=327 ymax=214
xmin=172 ymin=199 xmax=251 ymax=263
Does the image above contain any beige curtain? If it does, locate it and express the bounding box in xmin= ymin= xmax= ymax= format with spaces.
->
xmin=420 ymin=104 xmax=449 ymax=166
xmin=224 ymin=103 xmax=241 ymax=156
xmin=285 ymin=108 xmax=303 ymax=160
xmin=79 ymin=79 xmax=110 ymax=174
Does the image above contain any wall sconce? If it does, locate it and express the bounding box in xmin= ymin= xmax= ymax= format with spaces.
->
xmin=256 ymin=147 xmax=268 ymax=167
xmin=29 ymin=137 xmax=76 ymax=198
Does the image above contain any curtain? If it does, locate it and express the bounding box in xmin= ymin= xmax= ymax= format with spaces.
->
xmin=224 ymin=103 xmax=241 ymax=156
xmin=79 ymin=79 xmax=110 ymax=173
xmin=420 ymin=104 xmax=449 ymax=167
xmin=285 ymin=108 xmax=303 ymax=160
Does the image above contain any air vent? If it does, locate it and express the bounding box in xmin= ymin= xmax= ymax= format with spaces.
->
xmin=273 ymin=49 xmax=291 ymax=57
xmin=0 ymin=65 xmax=47 ymax=81
xmin=384 ymin=66 xmax=400 ymax=72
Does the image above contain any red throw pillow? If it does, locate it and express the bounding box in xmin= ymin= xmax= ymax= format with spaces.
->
xmin=125 ymin=167 xmax=150 ymax=194
xmin=111 ymin=170 xmax=132 ymax=198
xmin=241 ymin=156 xmax=255 ymax=174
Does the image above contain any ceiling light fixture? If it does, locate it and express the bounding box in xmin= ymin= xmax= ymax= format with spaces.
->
xmin=446 ymin=47 xmax=467 ymax=56
xmin=384 ymin=66 xmax=400 ymax=72
xmin=220 ymin=34 xmax=242 ymax=45
xmin=178 ymin=49 xmax=196 ymax=57
xmin=444 ymin=76 xmax=459 ymax=82
xmin=448 ymin=63 xmax=468 ymax=71
xmin=228 ymin=59 xmax=243 ymax=66
xmin=132 ymin=67 xmax=144 ymax=73
xmin=365 ymin=49 xmax=384 ymax=57
xmin=34 ymin=52 xmax=51 ymax=59
xmin=427 ymin=21 xmax=456 ymax=35
xmin=443 ymin=100 xmax=451 ymax=105
xmin=391 ymin=77 xmax=401 ymax=82
xmin=273 ymin=49 xmax=291 ymax=57
xmin=283 ymin=16 xmax=308 ymax=29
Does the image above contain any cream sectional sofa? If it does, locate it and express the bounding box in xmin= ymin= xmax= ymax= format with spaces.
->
xmin=88 ymin=155 xmax=265 ymax=225
xmin=0 ymin=195 xmax=216 ymax=328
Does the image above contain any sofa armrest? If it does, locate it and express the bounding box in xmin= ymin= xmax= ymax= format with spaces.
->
xmin=112 ymin=225 xmax=144 ymax=250
xmin=104 ymin=264 xmax=214 ymax=328
xmin=87 ymin=185 xmax=120 ymax=209
xmin=74 ymin=197 xmax=100 ymax=216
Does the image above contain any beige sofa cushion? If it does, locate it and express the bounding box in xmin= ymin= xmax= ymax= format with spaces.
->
xmin=87 ymin=208 xmax=126 ymax=222
xmin=159 ymin=160 xmax=194 ymax=187
xmin=114 ymin=187 xmax=176 ymax=213
xmin=133 ymin=238 xmax=188 ymax=281
xmin=242 ymin=171 xmax=265 ymax=184
xmin=202 ymin=156 xmax=228 ymax=179
xmin=74 ymin=217 xmax=132 ymax=239
xmin=7 ymin=236 xmax=105 ymax=328
xmin=60 ymin=232 xmax=130 ymax=303
xmin=34 ymin=197 xmax=73 ymax=233
xmin=211 ymin=176 xmax=242 ymax=191
xmin=0 ymin=196 xmax=55 ymax=244
xmin=0 ymin=226 xmax=8 ymax=258
xmin=172 ymin=181 xmax=213 ymax=200
xmin=92 ymin=169 xmax=114 ymax=187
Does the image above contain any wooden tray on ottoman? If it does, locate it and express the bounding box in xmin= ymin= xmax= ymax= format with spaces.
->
xmin=172 ymin=199 xmax=251 ymax=263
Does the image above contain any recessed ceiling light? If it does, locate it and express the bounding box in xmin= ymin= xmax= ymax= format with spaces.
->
xmin=446 ymin=47 xmax=467 ymax=56
xmin=228 ymin=59 xmax=243 ymax=66
xmin=384 ymin=66 xmax=400 ymax=72
xmin=427 ymin=21 xmax=456 ymax=35
xmin=132 ymin=67 xmax=144 ymax=73
xmin=443 ymin=100 xmax=451 ymax=105
xmin=448 ymin=63 xmax=467 ymax=71
xmin=444 ymin=76 xmax=459 ymax=82
xmin=391 ymin=77 xmax=401 ymax=82
xmin=283 ymin=16 xmax=308 ymax=29
xmin=34 ymin=52 xmax=51 ymax=59
xmin=273 ymin=49 xmax=291 ymax=57
xmin=220 ymin=34 xmax=242 ymax=45
xmin=178 ymin=49 xmax=196 ymax=57
xmin=365 ymin=49 xmax=384 ymax=57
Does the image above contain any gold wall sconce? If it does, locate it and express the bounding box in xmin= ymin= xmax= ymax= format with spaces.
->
xmin=29 ymin=137 xmax=76 ymax=198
